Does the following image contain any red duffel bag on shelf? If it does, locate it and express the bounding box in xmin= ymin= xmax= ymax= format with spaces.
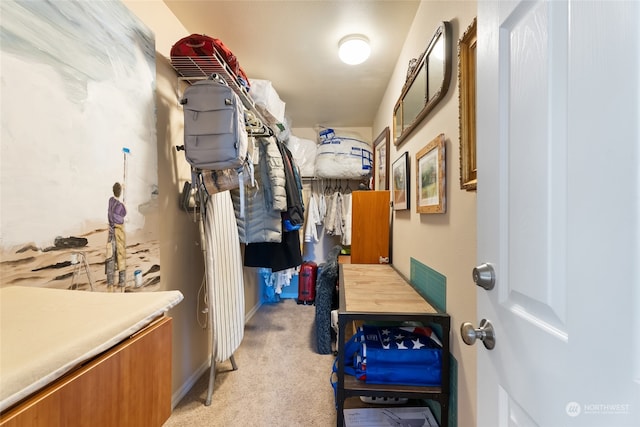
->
xmin=170 ymin=34 xmax=250 ymax=89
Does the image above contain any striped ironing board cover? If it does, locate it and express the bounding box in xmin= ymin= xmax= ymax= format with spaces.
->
xmin=204 ymin=191 xmax=245 ymax=362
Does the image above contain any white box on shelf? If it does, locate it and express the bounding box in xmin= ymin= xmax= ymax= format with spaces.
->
xmin=343 ymin=406 xmax=439 ymax=427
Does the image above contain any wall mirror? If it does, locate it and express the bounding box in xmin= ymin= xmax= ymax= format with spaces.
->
xmin=393 ymin=21 xmax=452 ymax=146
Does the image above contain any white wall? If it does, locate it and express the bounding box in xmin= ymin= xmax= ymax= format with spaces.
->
xmin=373 ymin=2 xmax=478 ymax=426
xmin=0 ymin=0 xmax=156 ymax=249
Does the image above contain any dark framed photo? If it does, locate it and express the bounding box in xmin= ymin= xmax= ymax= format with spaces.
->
xmin=392 ymin=152 xmax=409 ymax=210
xmin=373 ymin=127 xmax=390 ymax=190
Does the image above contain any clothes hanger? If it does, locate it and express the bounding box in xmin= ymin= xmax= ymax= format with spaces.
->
xmin=244 ymin=110 xmax=273 ymax=137
xmin=324 ymin=179 xmax=332 ymax=195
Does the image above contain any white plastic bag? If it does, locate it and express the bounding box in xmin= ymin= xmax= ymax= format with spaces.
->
xmin=287 ymin=135 xmax=317 ymax=177
xmin=315 ymin=136 xmax=372 ymax=179
xmin=249 ymin=79 xmax=286 ymax=123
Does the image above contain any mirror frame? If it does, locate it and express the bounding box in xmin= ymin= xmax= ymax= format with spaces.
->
xmin=393 ymin=21 xmax=452 ymax=146
xmin=458 ymin=17 xmax=477 ymax=191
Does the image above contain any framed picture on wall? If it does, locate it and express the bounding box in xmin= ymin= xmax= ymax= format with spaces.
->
xmin=392 ymin=152 xmax=409 ymax=210
xmin=458 ymin=17 xmax=477 ymax=191
xmin=416 ymin=134 xmax=446 ymax=214
xmin=373 ymin=127 xmax=390 ymax=190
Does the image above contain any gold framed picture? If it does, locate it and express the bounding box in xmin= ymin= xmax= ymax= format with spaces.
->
xmin=458 ymin=17 xmax=477 ymax=191
xmin=416 ymin=134 xmax=446 ymax=214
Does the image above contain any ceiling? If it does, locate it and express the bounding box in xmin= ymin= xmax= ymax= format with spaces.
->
xmin=163 ymin=0 xmax=420 ymax=129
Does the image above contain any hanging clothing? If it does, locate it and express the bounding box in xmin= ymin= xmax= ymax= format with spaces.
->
xmin=229 ymin=137 xmax=305 ymax=270
xmin=325 ymin=191 xmax=343 ymax=236
xmin=277 ymin=141 xmax=305 ymax=230
xmin=341 ymin=192 xmax=352 ymax=246
xmin=317 ymin=191 xmax=327 ymax=223
xmin=323 ymin=191 xmax=334 ymax=232
xmin=244 ymin=227 xmax=303 ymax=271
xmin=334 ymin=192 xmax=343 ymax=237
xmin=304 ymin=193 xmax=322 ymax=243
xmin=231 ymin=136 xmax=285 ymax=244
xmin=260 ymin=267 xmax=297 ymax=295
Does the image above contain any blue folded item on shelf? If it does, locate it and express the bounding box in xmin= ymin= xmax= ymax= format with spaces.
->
xmin=343 ymin=324 xmax=442 ymax=386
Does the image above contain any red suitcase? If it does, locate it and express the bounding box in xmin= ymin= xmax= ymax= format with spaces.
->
xmin=297 ymin=261 xmax=318 ymax=305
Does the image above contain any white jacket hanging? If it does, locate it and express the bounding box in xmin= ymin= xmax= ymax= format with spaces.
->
xmin=341 ymin=192 xmax=352 ymax=246
xmin=304 ymin=194 xmax=322 ymax=243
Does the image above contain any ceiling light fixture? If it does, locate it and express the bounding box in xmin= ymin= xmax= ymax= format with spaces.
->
xmin=338 ymin=35 xmax=371 ymax=65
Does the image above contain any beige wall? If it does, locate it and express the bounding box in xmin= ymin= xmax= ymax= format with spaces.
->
xmin=373 ymin=2 xmax=478 ymax=426
xmin=155 ymin=55 xmax=212 ymax=405
xmin=124 ymin=0 xmax=262 ymax=406
xmin=127 ymin=0 xmax=477 ymax=423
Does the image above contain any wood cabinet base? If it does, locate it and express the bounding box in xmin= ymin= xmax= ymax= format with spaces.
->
xmin=0 ymin=316 xmax=173 ymax=427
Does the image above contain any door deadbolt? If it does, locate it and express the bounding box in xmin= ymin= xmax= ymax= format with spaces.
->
xmin=460 ymin=319 xmax=496 ymax=350
xmin=473 ymin=263 xmax=495 ymax=290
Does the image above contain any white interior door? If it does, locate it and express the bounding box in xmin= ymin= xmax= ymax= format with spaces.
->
xmin=475 ymin=1 xmax=640 ymax=426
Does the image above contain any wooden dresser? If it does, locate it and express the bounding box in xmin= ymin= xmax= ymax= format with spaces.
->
xmin=350 ymin=190 xmax=390 ymax=264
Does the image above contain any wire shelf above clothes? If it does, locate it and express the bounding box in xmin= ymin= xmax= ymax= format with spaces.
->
xmin=171 ymin=53 xmax=281 ymax=135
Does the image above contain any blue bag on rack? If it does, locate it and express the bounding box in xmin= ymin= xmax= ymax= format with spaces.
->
xmin=343 ymin=324 xmax=443 ymax=386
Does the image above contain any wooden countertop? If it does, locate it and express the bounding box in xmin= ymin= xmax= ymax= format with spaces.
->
xmin=340 ymin=264 xmax=438 ymax=314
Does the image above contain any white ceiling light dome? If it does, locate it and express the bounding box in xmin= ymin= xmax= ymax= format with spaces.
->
xmin=338 ymin=35 xmax=371 ymax=65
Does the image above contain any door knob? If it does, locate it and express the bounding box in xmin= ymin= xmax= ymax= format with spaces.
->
xmin=473 ymin=263 xmax=495 ymax=290
xmin=460 ymin=319 xmax=496 ymax=350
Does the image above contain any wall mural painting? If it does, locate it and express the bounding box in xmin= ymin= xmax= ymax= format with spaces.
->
xmin=0 ymin=0 xmax=159 ymax=292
